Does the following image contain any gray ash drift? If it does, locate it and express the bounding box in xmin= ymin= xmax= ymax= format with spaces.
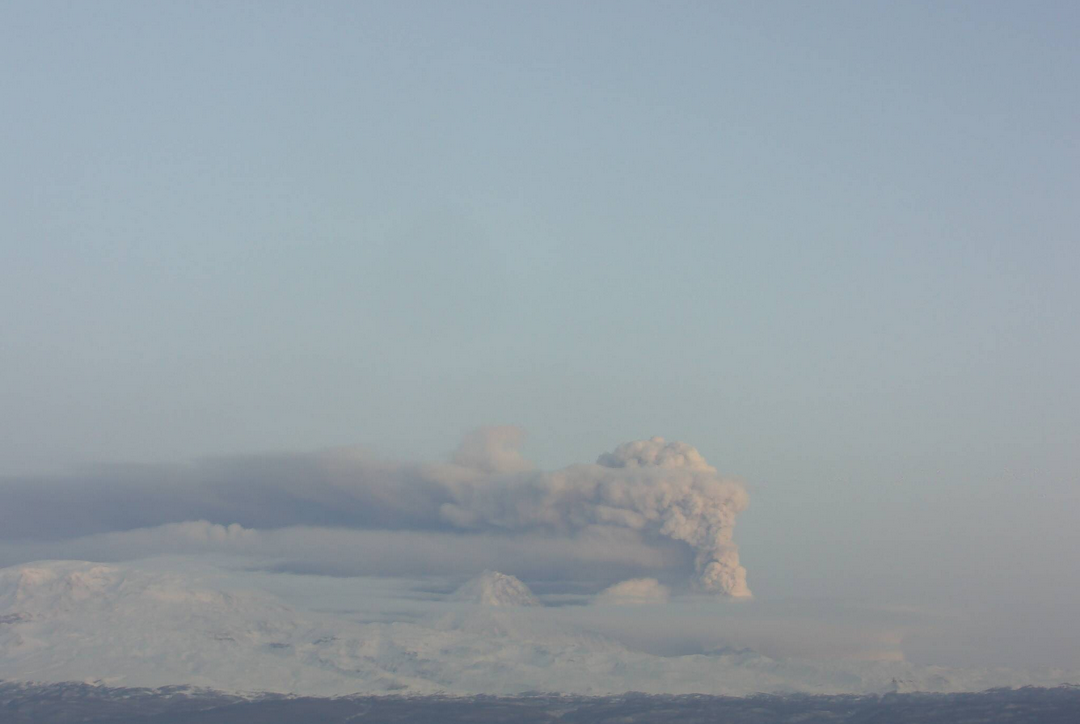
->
xmin=0 ymin=430 xmax=751 ymax=596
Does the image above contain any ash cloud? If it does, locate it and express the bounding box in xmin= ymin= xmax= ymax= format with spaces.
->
xmin=0 ymin=428 xmax=751 ymax=596
xmin=433 ymin=434 xmax=750 ymax=595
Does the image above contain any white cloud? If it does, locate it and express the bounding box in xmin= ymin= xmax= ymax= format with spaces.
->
xmin=596 ymin=578 xmax=670 ymax=605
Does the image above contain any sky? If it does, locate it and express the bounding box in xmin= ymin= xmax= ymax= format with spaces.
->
xmin=2 ymin=1 xmax=1079 ymax=672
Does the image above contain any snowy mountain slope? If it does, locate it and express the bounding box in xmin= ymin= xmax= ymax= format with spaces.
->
xmin=1 ymin=560 xmax=1077 ymax=697
xmin=452 ymin=571 xmax=540 ymax=607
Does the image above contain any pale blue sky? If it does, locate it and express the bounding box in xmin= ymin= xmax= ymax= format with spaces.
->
xmin=2 ymin=1 xmax=1079 ymax=665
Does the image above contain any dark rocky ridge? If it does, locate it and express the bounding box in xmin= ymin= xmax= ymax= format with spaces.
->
xmin=2 ymin=681 xmax=1079 ymax=723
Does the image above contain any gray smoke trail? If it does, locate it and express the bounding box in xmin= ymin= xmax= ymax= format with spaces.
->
xmin=0 ymin=428 xmax=751 ymax=596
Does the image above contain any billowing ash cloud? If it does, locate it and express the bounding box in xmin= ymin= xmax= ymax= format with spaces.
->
xmin=0 ymin=428 xmax=750 ymax=596
xmin=433 ymin=434 xmax=750 ymax=596
xmin=599 ymin=438 xmax=749 ymax=596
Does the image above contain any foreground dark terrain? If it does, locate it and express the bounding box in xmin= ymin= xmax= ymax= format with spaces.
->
xmin=2 ymin=681 xmax=1079 ymax=723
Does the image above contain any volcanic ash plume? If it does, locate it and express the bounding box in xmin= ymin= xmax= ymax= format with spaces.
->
xmin=437 ymin=432 xmax=752 ymax=597
xmin=593 ymin=437 xmax=751 ymax=597
xmin=0 ymin=426 xmax=750 ymax=597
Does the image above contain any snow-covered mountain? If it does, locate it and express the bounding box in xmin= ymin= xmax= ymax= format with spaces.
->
xmin=1 ymin=560 xmax=1077 ymax=697
xmin=452 ymin=571 xmax=540 ymax=607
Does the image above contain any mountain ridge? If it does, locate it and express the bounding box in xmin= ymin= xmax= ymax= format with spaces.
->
xmin=2 ymin=560 xmax=1078 ymax=697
